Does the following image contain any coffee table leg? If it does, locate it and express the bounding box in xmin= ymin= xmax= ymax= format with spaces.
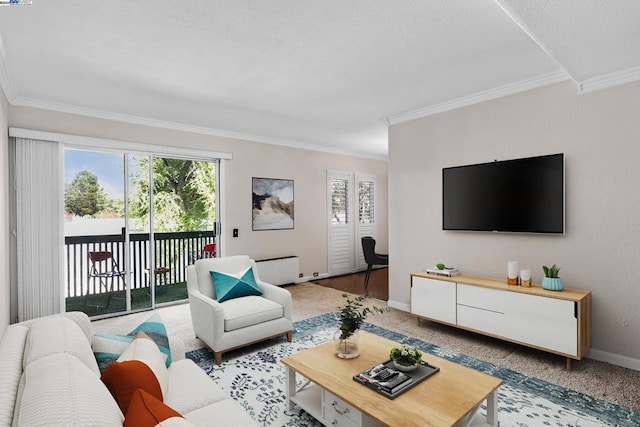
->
xmin=285 ymin=366 xmax=296 ymax=411
xmin=486 ymin=389 xmax=498 ymax=426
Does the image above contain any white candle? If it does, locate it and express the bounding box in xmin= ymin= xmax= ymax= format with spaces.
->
xmin=507 ymin=261 xmax=519 ymax=279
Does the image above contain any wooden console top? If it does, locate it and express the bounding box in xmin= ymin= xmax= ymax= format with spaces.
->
xmin=411 ymin=271 xmax=591 ymax=302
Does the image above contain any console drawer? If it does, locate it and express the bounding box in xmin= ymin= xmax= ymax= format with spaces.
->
xmin=457 ymin=283 xmax=504 ymax=313
xmin=457 ymin=304 xmax=504 ymax=337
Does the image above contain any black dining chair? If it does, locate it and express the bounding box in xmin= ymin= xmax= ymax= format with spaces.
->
xmin=361 ymin=237 xmax=389 ymax=293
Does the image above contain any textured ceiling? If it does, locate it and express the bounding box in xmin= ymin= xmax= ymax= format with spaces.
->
xmin=0 ymin=1 xmax=639 ymax=159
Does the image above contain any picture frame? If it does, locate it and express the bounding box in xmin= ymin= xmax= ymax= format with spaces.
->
xmin=252 ymin=177 xmax=294 ymax=230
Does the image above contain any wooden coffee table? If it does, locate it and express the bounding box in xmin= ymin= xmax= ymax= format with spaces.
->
xmin=281 ymin=331 xmax=502 ymax=426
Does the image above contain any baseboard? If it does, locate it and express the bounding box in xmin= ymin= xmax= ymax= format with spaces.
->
xmin=297 ymin=273 xmax=329 ymax=283
xmin=587 ymin=348 xmax=640 ymax=372
xmin=387 ymin=299 xmax=410 ymax=312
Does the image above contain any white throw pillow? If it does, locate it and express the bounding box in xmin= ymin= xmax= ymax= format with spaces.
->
xmin=117 ymin=336 xmax=169 ymax=397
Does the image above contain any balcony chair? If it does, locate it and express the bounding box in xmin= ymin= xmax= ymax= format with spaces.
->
xmin=146 ymin=266 xmax=171 ymax=296
xmin=186 ymin=255 xmax=293 ymax=364
xmin=361 ymin=236 xmax=389 ymax=294
xmin=86 ymin=250 xmax=127 ymax=309
xmin=202 ymin=243 xmax=216 ymax=258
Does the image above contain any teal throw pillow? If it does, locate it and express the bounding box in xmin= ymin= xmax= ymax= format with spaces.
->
xmin=92 ymin=313 xmax=171 ymax=372
xmin=210 ymin=267 xmax=263 ymax=303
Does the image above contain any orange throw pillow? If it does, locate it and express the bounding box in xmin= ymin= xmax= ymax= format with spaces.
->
xmin=101 ymin=360 xmax=163 ymax=414
xmin=124 ymin=389 xmax=187 ymax=427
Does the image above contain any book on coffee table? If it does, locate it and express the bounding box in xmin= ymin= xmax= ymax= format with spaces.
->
xmin=353 ymin=359 xmax=440 ymax=399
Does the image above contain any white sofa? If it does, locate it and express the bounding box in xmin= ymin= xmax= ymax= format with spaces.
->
xmin=0 ymin=312 xmax=256 ymax=427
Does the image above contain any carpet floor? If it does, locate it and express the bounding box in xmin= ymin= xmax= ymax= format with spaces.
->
xmin=92 ymin=281 xmax=640 ymax=416
xmin=185 ymin=313 xmax=640 ymax=426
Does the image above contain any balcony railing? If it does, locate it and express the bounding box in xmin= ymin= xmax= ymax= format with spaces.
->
xmin=65 ymin=229 xmax=215 ymax=298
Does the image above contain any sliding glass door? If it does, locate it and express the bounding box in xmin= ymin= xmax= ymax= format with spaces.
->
xmin=63 ymin=149 xmax=142 ymax=315
xmin=138 ymin=156 xmax=218 ymax=307
xmin=63 ymin=148 xmax=218 ymax=318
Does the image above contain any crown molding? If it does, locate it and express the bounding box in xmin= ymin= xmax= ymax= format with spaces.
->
xmin=577 ymin=66 xmax=640 ymax=94
xmin=385 ymin=70 xmax=572 ymax=125
xmin=11 ymin=96 xmax=387 ymax=161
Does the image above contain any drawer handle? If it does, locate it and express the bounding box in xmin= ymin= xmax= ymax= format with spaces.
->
xmin=331 ymin=401 xmax=350 ymax=415
xmin=331 ymin=421 xmax=339 ymax=426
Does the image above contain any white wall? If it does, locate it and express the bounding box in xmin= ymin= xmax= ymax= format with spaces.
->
xmin=0 ymin=87 xmax=8 ymax=335
xmin=389 ymin=80 xmax=640 ymax=365
xmin=8 ymin=106 xmax=388 ymax=280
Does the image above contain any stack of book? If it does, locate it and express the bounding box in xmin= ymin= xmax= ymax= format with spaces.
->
xmin=353 ymin=359 xmax=440 ymax=399
xmin=425 ymin=266 xmax=460 ymax=277
xmin=354 ymin=363 xmax=413 ymax=395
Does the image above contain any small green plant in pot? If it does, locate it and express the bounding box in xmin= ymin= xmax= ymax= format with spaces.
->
xmin=335 ymin=293 xmax=387 ymax=359
xmin=390 ymin=344 xmax=422 ymax=371
xmin=542 ymin=264 xmax=564 ymax=291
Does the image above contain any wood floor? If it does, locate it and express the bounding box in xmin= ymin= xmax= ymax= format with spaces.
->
xmin=310 ymin=268 xmax=388 ymax=300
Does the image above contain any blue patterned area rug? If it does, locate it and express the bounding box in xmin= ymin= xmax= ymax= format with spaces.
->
xmin=186 ymin=313 xmax=639 ymax=426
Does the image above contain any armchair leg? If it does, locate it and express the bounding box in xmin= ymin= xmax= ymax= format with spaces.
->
xmin=214 ymin=351 xmax=223 ymax=365
xmin=286 ymin=331 xmax=293 ymax=342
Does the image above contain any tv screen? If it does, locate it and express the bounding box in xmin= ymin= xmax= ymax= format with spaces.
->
xmin=443 ymin=153 xmax=564 ymax=234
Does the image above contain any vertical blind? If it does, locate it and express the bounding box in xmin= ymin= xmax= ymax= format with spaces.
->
xmin=13 ymin=137 xmax=63 ymax=321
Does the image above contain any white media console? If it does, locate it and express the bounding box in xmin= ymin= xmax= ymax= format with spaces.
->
xmin=410 ymin=271 xmax=592 ymax=369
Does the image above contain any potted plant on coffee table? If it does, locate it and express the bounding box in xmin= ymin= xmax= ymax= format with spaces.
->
xmin=334 ymin=293 xmax=387 ymax=359
xmin=542 ymin=264 xmax=564 ymax=291
xmin=389 ymin=344 xmax=423 ymax=371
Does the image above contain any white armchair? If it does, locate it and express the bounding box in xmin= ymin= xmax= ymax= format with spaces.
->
xmin=186 ymin=255 xmax=293 ymax=364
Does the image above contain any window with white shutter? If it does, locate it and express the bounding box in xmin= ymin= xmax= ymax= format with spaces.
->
xmin=331 ymin=178 xmax=349 ymax=224
xmin=327 ymin=172 xmax=378 ymax=275
xmin=356 ymin=175 xmax=376 ymax=270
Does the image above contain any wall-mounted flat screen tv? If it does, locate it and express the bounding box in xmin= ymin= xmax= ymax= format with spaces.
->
xmin=443 ymin=153 xmax=564 ymax=234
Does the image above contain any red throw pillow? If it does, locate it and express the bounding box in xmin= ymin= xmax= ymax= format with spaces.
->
xmin=124 ymin=389 xmax=186 ymax=427
xmin=101 ymin=360 xmax=163 ymax=414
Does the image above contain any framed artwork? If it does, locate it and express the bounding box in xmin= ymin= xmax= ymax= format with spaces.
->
xmin=252 ymin=177 xmax=294 ymax=230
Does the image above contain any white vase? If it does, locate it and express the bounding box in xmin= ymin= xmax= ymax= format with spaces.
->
xmin=392 ymin=360 xmax=418 ymax=371
xmin=334 ymin=329 xmax=361 ymax=359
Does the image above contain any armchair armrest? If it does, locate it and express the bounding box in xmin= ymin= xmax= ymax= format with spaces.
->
xmin=257 ymin=280 xmax=293 ymax=321
xmin=187 ymin=289 xmax=226 ymax=351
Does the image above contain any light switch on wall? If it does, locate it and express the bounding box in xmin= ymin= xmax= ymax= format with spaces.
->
xmin=233 ymin=228 xmax=239 ymax=237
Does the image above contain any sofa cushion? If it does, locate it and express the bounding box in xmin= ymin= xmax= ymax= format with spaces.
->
xmin=0 ymin=324 xmax=29 ymax=426
xmin=222 ymin=295 xmax=283 ymax=331
xmin=14 ymin=353 xmax=123 ymax=427
xmin=61 ymin=311 xmax=94 ymax=343
xmin=92 ymin=313 xmax=171 ymax=372
xmin=182 ymin=398 xmax=257 ymax=427
xmin=164 ymin=359 xmax=228 ymax=414
xmin=124 ymin=389 xmax=194 ymax=427
xmin=23 ymin=316 xmax=100 ymax=376
xmin=210 ymin=267 xmax=262 ymax=303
